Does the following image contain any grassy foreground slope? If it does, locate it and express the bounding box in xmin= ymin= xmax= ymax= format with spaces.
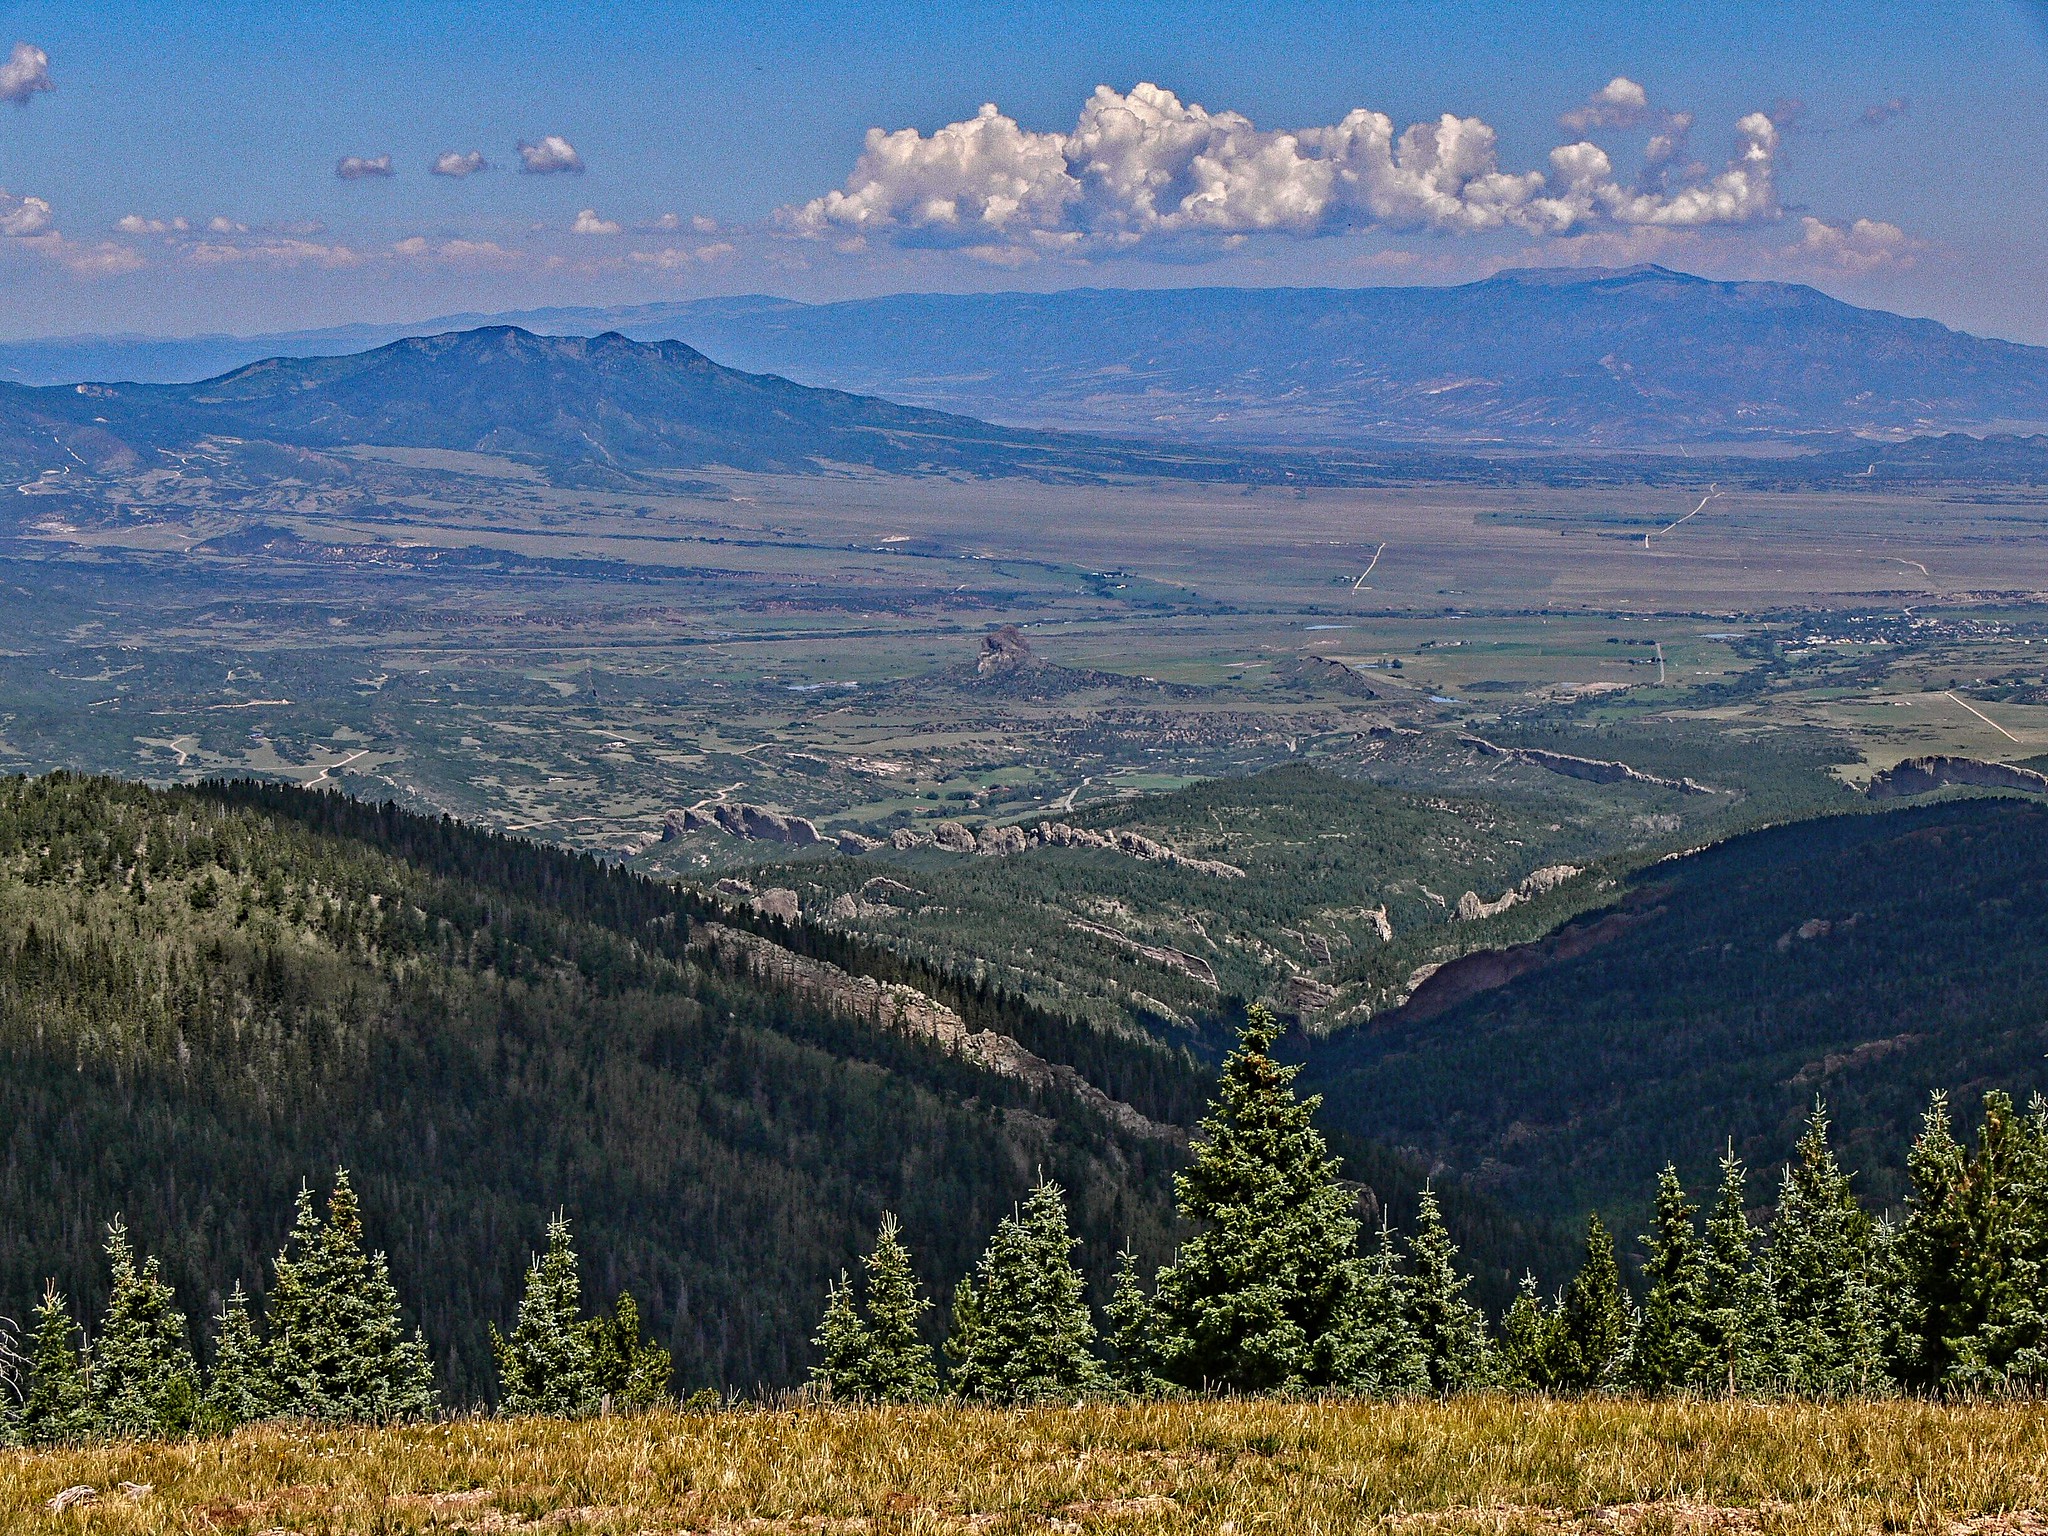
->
xmin=8 ymin=1400 xmax=2048 ymax=1534
xmin=1305 ymin=795 xmax=2048 ymax=1227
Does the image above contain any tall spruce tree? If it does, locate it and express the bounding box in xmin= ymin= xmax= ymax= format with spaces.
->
xmin=89 ymin=1218 xmax=199 ymax=1439
xmin=20 ymin=1284 xmax=89 ymax=1446
xmin=1629 ymin=1167 xmax=1711 ymax=1392
xmin=810 ymin=1272 xmax=873 ymax=1399
xmin=1895 ymin=1090 xmax=2048 ymax=1391
xmin=587 ymin=1293 xmax=673 ymax=1409
xmin=265 ymin=1171 xmax=437 ymax=1422
xmin=1314 ymin=1222 xmax=1430 ymax=1397
xmin=1981 ymin=1094 xmax=2048 ymax=1385
xmin=1550 ymin=1214 xmax=1629 ymax=1391
xmin=1405 ymin=1188 xmax=1493 ymax=1393
xmin=860 ymin=1214 xmax=938 ymax=1401
xmin=1151 ymin=1004 xmax=1360 ymax=1392
xmin=1894 ymin=1091 xmax=1973 ymax=1389
xmin=493 ymin=1217 xmax=600 ymax=1416
xmin=1104 ymin=1246 xmax=1170 ymax=1397
xmin=1698 ymin=1147 xmax=1773 ymax=1393
xmin=199 ymin=1284 xmax=271 ymax=1434
xmin=1766 ymin=1103 xmax=1889 ymax=1396
xmin=808 ymin=1214 xmax=937 ymax=1402
xmin=1498 ymin=1275 xmax=1562 ymax=1392
xmin=947 ymin=1179 xmax=1108 ymax=1403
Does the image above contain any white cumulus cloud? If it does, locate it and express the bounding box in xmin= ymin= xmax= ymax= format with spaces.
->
xmin=431 ymin=150 xmax=489 ymax=177
xmin=336 ymin=155 xmax=395 ymax=181
xmin=517 ymin=135 xmax=584 ymax=174
xmin=571 ymin=208 xmax=621 ymax=235
xmin=0 ymin=190 xmax=53 ymax=237
xmin=786 ymin=80 xmax=1790 ymax=256
xmin=116 ymin=213 xmax=190 ymax=235
xmin=0 ymin=42 xmax=52 ymax=107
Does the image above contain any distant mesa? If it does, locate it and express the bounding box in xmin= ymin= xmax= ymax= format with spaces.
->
xmin=1865 ymin=755 xmax=2048 ymax=800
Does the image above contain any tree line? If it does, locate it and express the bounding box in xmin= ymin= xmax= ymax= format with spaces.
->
xmin=1 ymin=1172 xmax=673 ymax=1444
xmin=809 ymin=1007 xmax=2047 ymax=1402
xmin=10 ymin=1003 xmax=2041 ymax=1442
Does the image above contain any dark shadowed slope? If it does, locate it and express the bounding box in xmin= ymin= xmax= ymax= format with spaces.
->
xmin=1302 ymin=796 xmax=2048 ymax=1227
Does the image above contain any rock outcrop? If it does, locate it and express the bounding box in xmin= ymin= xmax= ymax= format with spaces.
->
xmin=711 ymin=878 xmax=801 ymax=921
xmin=690 ymin=921 xmax=1174 ymax=1141
xmin=1281 ymin=974 xmax=1339 ymax=1014
xmin=932 ymin=820 xmax=978 ymax=852
xmin=977 ymin=624 xmax=1038 ymax=676
xmin=1067 ymin=917 xmax=1220 ymax=989
xmin=1866 ymin=755 xmax=2048 ymax=800
xmin=835 ymin=829 xmax=883 ymax=854
xmin=1454 ymin=864 xmax=1582 ymax=922
xmin=847 ymin=816 xmax=1245 ymax=876
xmin=1462 ymin=736 xmax=1719 ymax=795
xmin=665 ymin=802 xmax=821 ymax=844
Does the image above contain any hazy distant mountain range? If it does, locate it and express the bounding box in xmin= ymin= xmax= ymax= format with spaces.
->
xmin=0 ymin=326 xmax=1323 ymax=485
xmin=5 ymin=266 xmax=2046 ymax=447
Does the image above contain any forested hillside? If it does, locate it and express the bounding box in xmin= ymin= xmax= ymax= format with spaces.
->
xmin=1304 ymin=797 xmax=2048 ymax=1228
xmin=0 ymin=775 xmax=1194 ymax=1398
xmin=0 ymin=775 xmax=1562 ymax=1401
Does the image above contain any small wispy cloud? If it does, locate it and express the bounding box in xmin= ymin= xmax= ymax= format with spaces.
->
xmin=0 ymin=43 xmax=52 ymax=107
xmin=1860 ymin=96 xmax=1910 ymax=128
xmin=517 ymin=135 xmax=584 ymax=174
xmin=335 ymin=155 xmax=396 ymax=181
xmin=394 ymin=235 xmax=522 ymax=268
xmin=628 ymin=242 xmax=736 ymax=269
xmin=186 ymin=236 xmax=365 ymax=268
xmin=431 ymin=150 xmax=489 ymax=178
xmin=116 ymin=214 xmax=189 ymax=235
xmin=1787 ymin=214 xmax=1918 ymax=274
xmin=1559 ymin=76 xmax=1649 ymax=132
xmin=571 ymin=208 xmax=622 ymax=235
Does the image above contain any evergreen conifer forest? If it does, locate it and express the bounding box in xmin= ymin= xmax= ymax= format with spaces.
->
xmin=8 ymin=908 xmax=2048 ymax=1443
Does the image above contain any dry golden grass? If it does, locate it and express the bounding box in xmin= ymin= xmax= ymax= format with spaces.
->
xmin=6 ymin=1397 xmax=2047 ymax=1536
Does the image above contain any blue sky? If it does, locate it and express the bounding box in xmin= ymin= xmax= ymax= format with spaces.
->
xmin=0 ymin=0 xmax=2041 ymax=339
